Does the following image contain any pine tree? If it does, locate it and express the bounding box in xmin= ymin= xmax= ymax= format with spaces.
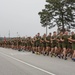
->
xmin=38 ymin=0 xmax=75 ymax=33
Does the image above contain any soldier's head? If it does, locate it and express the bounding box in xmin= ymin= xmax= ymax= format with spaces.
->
xmin=60 ymin=31 xmax=63 ymax=35
xmin=71 ymin=31 xmax=74 ymax=35
xmin=49 ymin=33 xmax=51 ymax=36
xmin=53 ymin=31 xmax=56 ymax=36
xmin=43 ymin=33 xmax=46 ymax=37
xmin=64 ymin=31 xmax=68 ymax=35
xmin=37 ymin=33 xmax=40 ymax=36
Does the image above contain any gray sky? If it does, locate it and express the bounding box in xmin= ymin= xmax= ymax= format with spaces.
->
xmin=0 ymin=0 xmax=57 ymax=37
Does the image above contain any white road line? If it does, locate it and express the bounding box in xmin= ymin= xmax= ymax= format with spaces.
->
xmin=0 ymin=52 xmax=56 ymax=75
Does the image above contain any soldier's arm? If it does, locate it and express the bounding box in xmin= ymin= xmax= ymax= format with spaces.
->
xmin=60 ymin=36 xmax=64 ymax=42
xmin=68 ymin=36 xmax=73 ymax=42
xmin=45 ymin=38 xmax=49 ymax=43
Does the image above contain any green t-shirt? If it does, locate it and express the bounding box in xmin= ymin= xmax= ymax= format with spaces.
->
xmin=52 ymin=35 xmax=57 ymax=44
xmin=36 ymin=36 xmax=41 ymax=43
xmin=57 ymin=35 xmax=63 ymax=43
xmin=46 ymin=36 xmax=51 ymax=41
xmin=46 ymin=36 xmax=51 ymax=43
xmin=72 ymin=34 xmax=75 ymax=44
xmin=41 ymin=37 xmax=46 ymax=43
xmin=62 ymin=35 xmax=69 ymax=44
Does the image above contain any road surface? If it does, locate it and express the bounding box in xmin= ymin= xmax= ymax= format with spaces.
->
xmin=0 ymin=47 xmax=75 ymax=75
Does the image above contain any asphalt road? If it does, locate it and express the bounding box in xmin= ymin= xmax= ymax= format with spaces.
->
xmin=0 ymin=47 xmax=75 ymax=75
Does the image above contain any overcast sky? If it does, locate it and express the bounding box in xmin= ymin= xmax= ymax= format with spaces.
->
xmin=0 ymin=0 xmax=57 ymax=37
